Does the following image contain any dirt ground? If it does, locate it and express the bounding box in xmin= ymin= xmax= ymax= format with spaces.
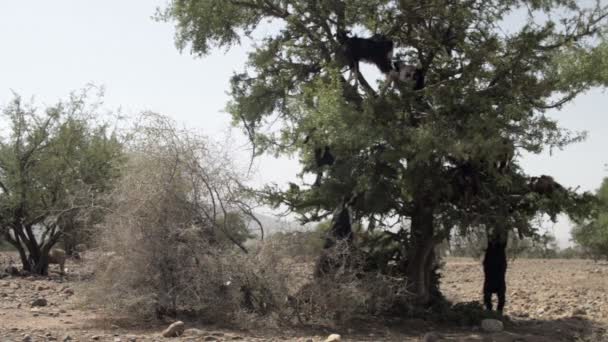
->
xmin=1 ymin=254 xmax=607 ymax=342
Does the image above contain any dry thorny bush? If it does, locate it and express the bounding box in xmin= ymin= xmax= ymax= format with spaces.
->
xmin=86 ymin=113 xmax=410 ymax=328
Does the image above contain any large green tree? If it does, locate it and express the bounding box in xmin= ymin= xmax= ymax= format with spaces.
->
xmin=0 ymin=91 xmax=123 ymax=275
xmin=572 ymin=177 xmax=608 ymax=260
xmin=160 ymin=0 xmax=607 ymax=303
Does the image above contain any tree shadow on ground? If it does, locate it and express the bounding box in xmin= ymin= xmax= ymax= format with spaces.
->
xmin=376 ymin=315 xmax=607 ymax=342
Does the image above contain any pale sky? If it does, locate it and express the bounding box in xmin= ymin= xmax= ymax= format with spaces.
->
xmin=1 ymin=1 xmax=606 ymax=247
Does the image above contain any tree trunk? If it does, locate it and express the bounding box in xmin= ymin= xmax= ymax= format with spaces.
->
xmin=30 ymin=253 xmax=49 ymax=276
xmin=315 ymin=203 xmax=354 ymax=277
xmin=14 ymin=241 xmax=31 ymax=272
xmin=6 ymin=226 xmax=51 ymax=276
xmin=405 ymin=203 xmax=436 ymax=305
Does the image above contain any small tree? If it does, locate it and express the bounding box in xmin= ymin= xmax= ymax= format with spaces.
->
xmin=0 ymin=90 xmax=123 ymax=275
xmin=572 ymin=178 xmax=608 ymax=260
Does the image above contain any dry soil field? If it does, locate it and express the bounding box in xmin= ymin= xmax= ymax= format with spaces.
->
xmin=1 ymin=254 xmax=607 ymax=342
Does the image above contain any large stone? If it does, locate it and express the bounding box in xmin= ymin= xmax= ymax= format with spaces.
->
xmin=481 ymin=318 xmax=504 ymax=333
xmin=183 ymin=329 xmax=205 ymax=336
xmin=31 ymin=298 xmax=48 ymax=307
xmin=324 ymin=334 xmax=341 ymax=342
xmin=162 ymin=321 xmax=185 ymax=338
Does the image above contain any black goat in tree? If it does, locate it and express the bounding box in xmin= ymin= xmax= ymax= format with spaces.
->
xmin=529 ymin=175 xmax=566 ymax=196
xmin=337 ymin=31 xmax=394 ymax=83
xmin=312 ymin=145 xmax=334 ymax=187
xmin=387 ymin=61 xmax=425 ymax=90
xmin=483 ymin=230 xmax=508 ymax=314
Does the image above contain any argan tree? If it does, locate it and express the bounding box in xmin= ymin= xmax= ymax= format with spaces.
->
xmin=572 ymin=177 xmax=608 ymax=260
xmin=160 ymin=0 xmax=607 ymax=304
xmin=0 ymin=91 xmax=123 ymax=275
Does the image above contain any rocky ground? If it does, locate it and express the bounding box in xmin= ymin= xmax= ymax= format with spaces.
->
xmin=1 ymin=254 xmax=607 ymax=341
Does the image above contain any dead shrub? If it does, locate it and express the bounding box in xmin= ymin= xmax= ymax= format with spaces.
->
xmin=283 ymin=240 xmax=411 ymax=326
xmin=86 ymin=113 xmax=411 ymax=327
xmin=86 ymin=113 xmax=269 ymax=323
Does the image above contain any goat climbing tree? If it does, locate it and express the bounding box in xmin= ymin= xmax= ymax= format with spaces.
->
xmin=160 ymin=0 xmax=608 ymax=304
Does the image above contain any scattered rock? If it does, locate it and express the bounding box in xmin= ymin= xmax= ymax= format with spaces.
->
xmin=63 ymin=287 xmax=74 ymax=295
xmin=5 ymin=266 xmax=20 ymax=276
xmin=162 ymin=321 xmax=185 ymax=338
xmin=63 ymin=335 xmax=73 ymax=342
xmin=573 ymin=308 xmax=587 ymax=315
xmin=22 ymin=334 xmax=32 ymax=342
xmin=92 ymin=335 xmax=102 ymax=340
xmin=203 ymin=337 xmax=219 ymax=342
xmin=31 ymin=298 xmax=48 ymax=307
xmin=324 ymin=334 xmax=341 ymax=342
xmin=183 ymin=329 xmax=205 ymax=336
xmin=481 ymin=318 xmax=504 ymax=333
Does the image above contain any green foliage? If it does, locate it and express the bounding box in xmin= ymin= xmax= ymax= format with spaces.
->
xmin=215 ymin=212 xmax=255 ymax=247
xmin=0 ymin=89 xmax=124 ymax=273
xmin=572 ymin=178 xmax=608 ymax=260
xmin=162 ymin=0 xmax=607 ymax=229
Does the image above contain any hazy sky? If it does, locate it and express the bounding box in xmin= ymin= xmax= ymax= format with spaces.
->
xmin=1 ymin=1 xmax=606 ymax=246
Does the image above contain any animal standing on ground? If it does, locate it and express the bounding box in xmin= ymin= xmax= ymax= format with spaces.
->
xmin=49 ymin=248 xmax=66 ymax=275
xmin=337 ymin=31 xmax=394 ymax=82
xmin=483 ymin=234 xmax=508 ymax=314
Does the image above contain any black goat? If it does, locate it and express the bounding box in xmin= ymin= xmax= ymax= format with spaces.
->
xmin=312 ymin=146 xmax=335 ymax=187
xmin=338 ymin=32 xmax=394 ymax=80
xmin=529 ymin=175 xmax=565 ymax=195
xmin=483 ymin=237 xmax=508 ymax=314
xmin=388 ymin=61 xmax=425 ymax=90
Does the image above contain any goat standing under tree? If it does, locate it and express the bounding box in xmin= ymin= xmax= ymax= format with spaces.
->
xmin=483 ymin=228 xmax=508 ymax=314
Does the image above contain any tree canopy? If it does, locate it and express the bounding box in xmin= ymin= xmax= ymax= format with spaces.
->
xmin=0 ymin=90 xmax=123 ymax=274
xmin=160 ymin=0 xmax=608 ymax=302
xmin=572 ymin=177 xmax=608 ymax=260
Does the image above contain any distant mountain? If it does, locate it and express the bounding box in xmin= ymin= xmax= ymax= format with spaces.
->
xmin=246 ymin=213 xmax=316 ymax=237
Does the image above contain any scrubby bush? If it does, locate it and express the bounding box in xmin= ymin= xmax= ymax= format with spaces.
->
xmin=88 ymin=113 xmax=270 ymax=322
xmin=284 ymin=240 xmax=410 ymax=325
xmin=88 ymin=113 xmax=409 ymax=327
